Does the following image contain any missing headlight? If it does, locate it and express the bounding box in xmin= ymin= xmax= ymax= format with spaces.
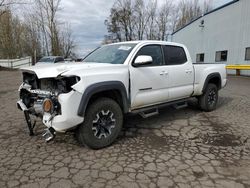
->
xmin=39 ymin=76 xmax=80 ymax=94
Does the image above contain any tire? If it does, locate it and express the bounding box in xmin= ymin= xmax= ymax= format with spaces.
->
xmin=198 ymin=83 xmax=218 ymax=112
xmin=76 ymin=97 xmax=123 ymax=149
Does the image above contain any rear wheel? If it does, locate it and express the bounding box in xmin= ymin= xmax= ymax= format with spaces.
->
xmin=76 ymin=98 xmax=123 ymax=149
xmin=198 ymin=83 xmax=218 ymax=112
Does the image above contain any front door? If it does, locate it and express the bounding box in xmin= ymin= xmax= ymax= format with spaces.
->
xmin=129 ymin=45 xmax=170 ymax=110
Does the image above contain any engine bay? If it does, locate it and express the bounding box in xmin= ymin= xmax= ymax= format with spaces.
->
xmin=19 ymin=72 xmax=79 ymax=117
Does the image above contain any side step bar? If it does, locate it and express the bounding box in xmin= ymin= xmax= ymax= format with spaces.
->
xmin=173 ymin=102 xmax=188 ymax=110
xmin=139 ymin=108 xmax=159 ymax=118
xmin=131 ymin=98 xmax=189 ymax=118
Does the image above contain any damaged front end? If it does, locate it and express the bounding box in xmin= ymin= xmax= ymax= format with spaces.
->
xmin=17 ymin=72 xmax=81 ymax=142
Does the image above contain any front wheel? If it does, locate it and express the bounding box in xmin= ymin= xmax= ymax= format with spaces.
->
xmin=198 ymin=83 xmax=218 ymax=112
xmin=76 ymin=98 xmax=123 ymax=149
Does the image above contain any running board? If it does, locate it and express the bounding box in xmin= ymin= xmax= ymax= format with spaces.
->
xmin=173 ymin=102 xmax=188 ymax=110
xmin=139 ymin=108 xmax=159 ymax=118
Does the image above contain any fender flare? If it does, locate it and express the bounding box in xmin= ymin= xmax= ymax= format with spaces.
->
xmin=202 ymin=72 xmax=222 ymax=93
xmin=77 ymin=81 xmax=129 ymax=117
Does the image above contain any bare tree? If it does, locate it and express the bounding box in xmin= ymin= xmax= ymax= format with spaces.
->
xmin=105 ymin=0 xmax=134 ymax=42
xmin=0 ymin=9 xmax=14 ymax=58
xmin=35 ymin=0 xmax=49 ymax=55
xmin=22 ymin=11 xmax=42 ymax=62
xmin=133 ymin=0 xmax=150 ymax=40
xmin=0 ymin=0 xmax=76 ymax=60
xmin=146 ymin=0 xmax=157 ymax=40
xmin=32 ymin=0 xmax=76 ymax=57
xmin=36 ymin=0 xmax=61 ymax=56
xmin=117 ymin=0 xmax=134 ymax=41
xmin=0 ymin=0 xmax=26 ymax=17
xmin=156 ymin=0 xmax=172 ymax=40
xmin=203 ymin=0 xmax=213 ymax=14
xmin=105 ymin=8 xmax=122 ymax=42
xmin=105 ymin=0 xmax=212 ymax=42
xmin=174 ymin=0 xmax=212 ymax=32
xmin=60 ymin=24 xmax=75 ymax=58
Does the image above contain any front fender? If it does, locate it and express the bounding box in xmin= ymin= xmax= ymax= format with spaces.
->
xmin=77 ymin=81 xmax=129 ymax=117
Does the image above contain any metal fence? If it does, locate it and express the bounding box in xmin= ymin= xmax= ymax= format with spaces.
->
xmin=0 ymin=57 xmax=32 ymax=69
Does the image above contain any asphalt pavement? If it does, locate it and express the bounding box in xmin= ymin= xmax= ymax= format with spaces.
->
xmin=0 ymin=70 xmax=250 ymax=188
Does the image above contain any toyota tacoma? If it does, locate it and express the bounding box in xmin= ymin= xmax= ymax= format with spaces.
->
xmin=17 ymin=41 xmax=227 ymax=149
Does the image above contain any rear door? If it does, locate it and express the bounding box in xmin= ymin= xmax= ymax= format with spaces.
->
xmin=163 ymin=45 xmax=194 ymax=100
xmin=129 ymin=44 xmax=170 ymax=109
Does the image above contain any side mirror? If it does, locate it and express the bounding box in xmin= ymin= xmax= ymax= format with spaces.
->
xmin=134 ymin=55 xmax=153 ymax=66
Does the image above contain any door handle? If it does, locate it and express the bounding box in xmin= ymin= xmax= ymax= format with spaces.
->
xmin=160 ymin=71 xmax=165 ymax=75
xmin=185 ymin=70 xmax=192 ymax=74
xmin=160 ymin=71 xmax=168 ymax=76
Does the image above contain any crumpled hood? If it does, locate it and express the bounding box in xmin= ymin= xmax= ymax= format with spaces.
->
xmin=21 ymin=62 xmax=120 ymax=79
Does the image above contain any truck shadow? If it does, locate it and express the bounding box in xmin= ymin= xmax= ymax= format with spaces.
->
xmin=50 ymin=96 xmax=234 ymax=147
xmin=119 ymin=96 xmax=234 ymax=139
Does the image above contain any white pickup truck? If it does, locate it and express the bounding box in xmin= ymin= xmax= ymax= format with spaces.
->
xmin=17 ymin=41 xmax=227 ymax=149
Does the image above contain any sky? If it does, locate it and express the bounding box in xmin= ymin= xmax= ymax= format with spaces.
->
xmin=59 ymin=0 xmax=232 ymax=56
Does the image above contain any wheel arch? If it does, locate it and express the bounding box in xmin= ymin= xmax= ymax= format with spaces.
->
xmin=202 ymin=73 xmax=222 ymax=93
xmin=77 ymin=81 xmax=129 ymax=117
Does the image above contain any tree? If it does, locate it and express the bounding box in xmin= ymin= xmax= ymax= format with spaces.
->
xmin=156 ymin=0 xmax=172 ymax=40
xmin=60 ymin=24 xmax=75 ymax=58
xmin=0 ymin=0 xmax=26 ymax=17
xmin=0 ymin=8 xmax=41 ymax=59
xmin=0 ymin=0 xmax=76 ymax=60
xmin=36 ymin=0 xmax=61 ymax=56
xmin=174 ymin=0 xmax=213 ymax=31
xmin=34 ymin=0 xmax=75 ymax=57
xmin=105 ymin=0 xmax=212 ymax=42
xmin=133 ymin=0 xmax=149 ymax=40
xmin=145 ymin=0 xmax=157 ymax=40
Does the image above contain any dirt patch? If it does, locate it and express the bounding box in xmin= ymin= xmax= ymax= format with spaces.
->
xmin=201 ymin=134 xmax=243 ymax=147
xmin=195 ymin=114 xmax=247 ymax=147
xmin=193 ymin=171 xmax=205 ymax=178
xmin=142 ymin=133 xmax=180 ymax=150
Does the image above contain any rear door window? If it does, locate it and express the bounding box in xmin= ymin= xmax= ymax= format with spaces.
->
xmin=163 ymin=45 xmax=187 ymax=65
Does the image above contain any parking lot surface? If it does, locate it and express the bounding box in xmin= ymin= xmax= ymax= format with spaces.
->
xmin=0 ymin=70 xmax=250 ymax=188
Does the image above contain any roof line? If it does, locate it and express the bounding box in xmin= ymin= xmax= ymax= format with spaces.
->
xmin=172 ymin=0 xmax=240 ymax=35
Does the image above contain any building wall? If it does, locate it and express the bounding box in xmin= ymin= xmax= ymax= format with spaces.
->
xmin=172 ymin=0 xmax=250 ymax=76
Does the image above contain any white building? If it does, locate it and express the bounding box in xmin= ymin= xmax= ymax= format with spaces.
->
xmin=172 ymin=0 xmax=250 ymax=76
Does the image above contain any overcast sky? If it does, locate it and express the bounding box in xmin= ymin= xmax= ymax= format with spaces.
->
xmin=59 ymin=0 xmax=232 ymax=56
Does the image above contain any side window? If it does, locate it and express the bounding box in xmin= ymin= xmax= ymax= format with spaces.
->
xmin=245 ymin=47 xmax=250 ymax=60
xmin=196 ymin=53 xmax=205 ymax=63
xmin=135 ymin=45 xmax=163 ymax=66
xmin=55 ymin=58 xmax=60 ymax=63
xmin=163 ymin=45 xmax=187 ymax=65
xmin=215 ymin=51 xmax=227 ymax=62
xmin=55 ymin=57 xmax=64 ymax=63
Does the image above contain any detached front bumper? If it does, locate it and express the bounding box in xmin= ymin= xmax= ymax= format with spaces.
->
xmin=17 ymin=88 xmax=84 ymax=134
xmin=17 ymin=100 xmax=28 ymax=111
xmin=42 ymin=90 xmax=84 ymax=132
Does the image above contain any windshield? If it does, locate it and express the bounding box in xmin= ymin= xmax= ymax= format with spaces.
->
xmin=38 ymin=57 xmax=55 ymax=63
xmin=83 ymin=43 xmax=136 ymax=64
